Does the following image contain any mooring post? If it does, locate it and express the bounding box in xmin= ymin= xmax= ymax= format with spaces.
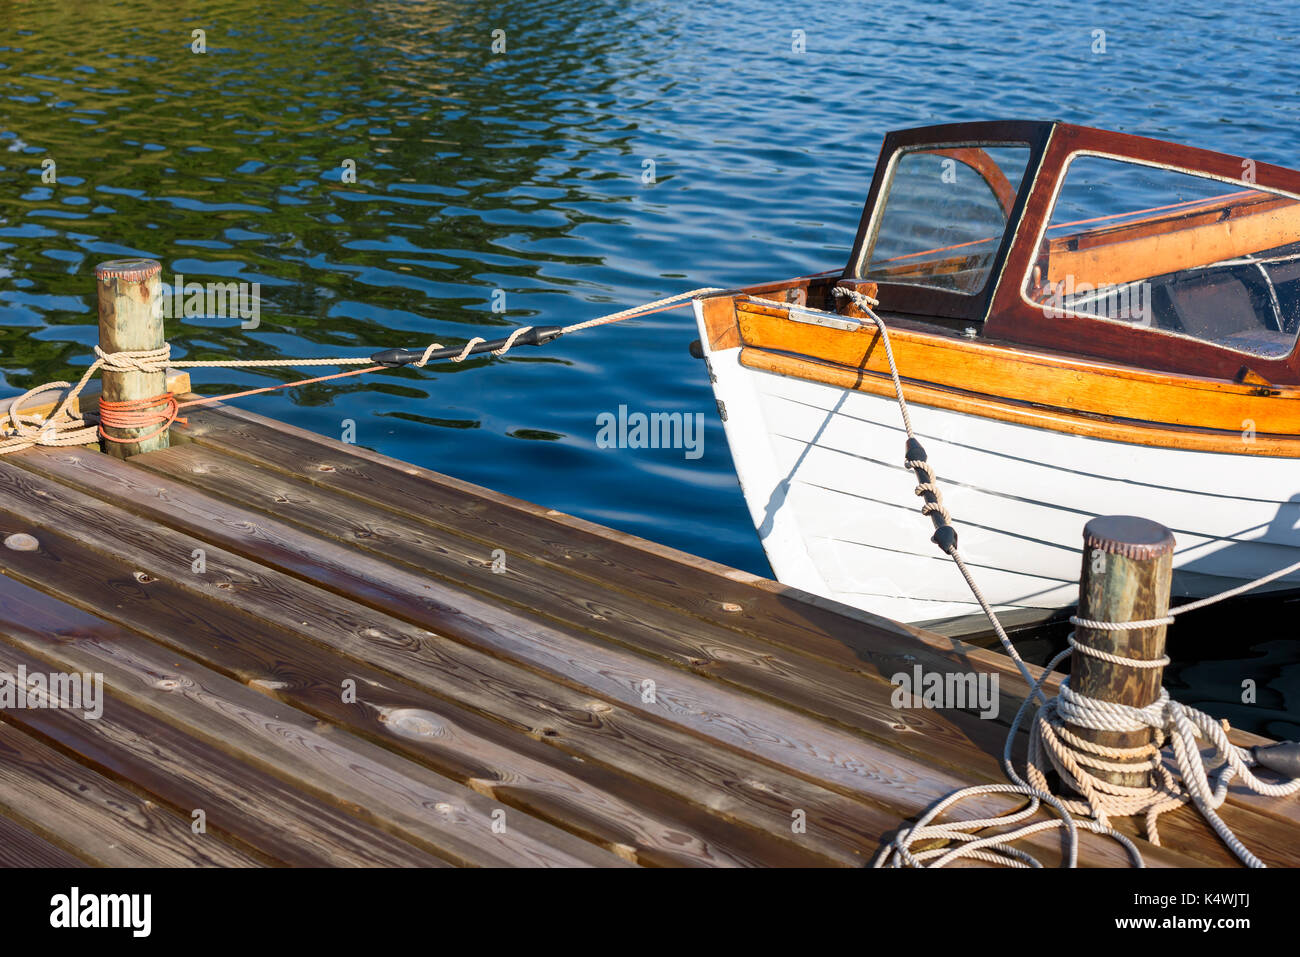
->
xmin=1070 ymin=515 xmax=1175 ymax=788
xmin=95 ymin=258 xmax=168 ymax=459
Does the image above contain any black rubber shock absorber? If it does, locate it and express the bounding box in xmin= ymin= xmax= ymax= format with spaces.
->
xmin=905 ymin=436 xmax=959 ymax=553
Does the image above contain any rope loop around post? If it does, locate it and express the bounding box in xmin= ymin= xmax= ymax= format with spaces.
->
xmin=97 ymin=392 xmax=185 ymax=444
xmin=1067 ymin=633 xmax=1171 ymax=669
xmin=94 ymin=343 xmax=172 ymax=374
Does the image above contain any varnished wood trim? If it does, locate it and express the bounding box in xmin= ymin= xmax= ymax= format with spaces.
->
xmin=739 ymin=347 xmax=1300 ymax=456
xmin=930 ymin=147 xmax=1017 ymax=215
xmin=1041 ymin=191 xmax=1300 ymax=288
xmin=989 ymin=125 xmax=1300 ymax=383
xmin=699 ymin=295 xmax=740 ymax=351
xmin=734 ymin=300 xmax=1300 ymax=440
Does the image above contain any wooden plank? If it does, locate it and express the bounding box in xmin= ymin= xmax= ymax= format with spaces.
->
xmin=4 ymin=448 xmax=1054 ymax=805
xmin=172 ymin=405 xmax=823 ymax=634
xmin=0 ymin=452 xmax=1209 ymax=867
xmin=156 ymin=414 xmax=1300 ymax=865
xmin=0 ymin=635 xmax=450 ymax=867
xmin=176 ymin=401 xmax=1263 ymax=790
xmin=0 ymin=568 xmax=621 ymax=868
xmin=174 ymin=403 xmax=968 ymax=670
xmin=0 ymin=804 xmax=88 ymax=867
xmin=169 ymin=406 xmax=1048 ymax=719
xmin=0 ymin=460 xmax=905 ymax=866
xmin=0 ymin=719 xmax=259 ymax=867
xmin=133 ymin=442 xmax=1048 ymax=782
xmin=141 ymin=443 xmax=1295 ymax=863
xmin=0 ymin=516 xmax=824 ymax=866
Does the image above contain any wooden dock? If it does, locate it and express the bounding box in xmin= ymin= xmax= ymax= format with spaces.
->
xmin=0 ymin=394 xmax=1296 ymax=866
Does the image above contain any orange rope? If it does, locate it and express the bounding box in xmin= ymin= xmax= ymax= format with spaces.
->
xmin=176 ymin=364 xmax=385 ymax=410
xmin=98 ymin=393 xmax=185 ymax=444
xmin=92 ymin=367 xmax=384 ymax=444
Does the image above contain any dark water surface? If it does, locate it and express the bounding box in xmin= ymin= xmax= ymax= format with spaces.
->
xmin=1 ymin=0 xmax=1296 ymax=736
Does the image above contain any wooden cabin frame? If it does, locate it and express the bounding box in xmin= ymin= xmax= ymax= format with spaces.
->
xmin=844 ymin=120 xmax=1300 ymax=385
xmin=694 ymin=121 xmax=1300 ymax=456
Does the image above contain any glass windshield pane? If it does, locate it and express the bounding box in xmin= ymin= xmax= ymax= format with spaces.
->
xmin=1024 ymin=154 xmax=1300 ymax=359
xmin=859 ymin=145 xmax=1030 ymax=294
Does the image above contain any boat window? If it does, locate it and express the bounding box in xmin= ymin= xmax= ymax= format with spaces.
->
xmin=1024 ymin=154 xmax=1300 ymax=359
xmin=859 ymin=145 xmax=1030 ymax=295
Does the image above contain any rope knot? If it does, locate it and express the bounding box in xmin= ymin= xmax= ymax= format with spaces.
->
xmin=832 ymin=285 xmax=880 ymax=308
xmin=94 ymin=344 xmax=171 ymax=373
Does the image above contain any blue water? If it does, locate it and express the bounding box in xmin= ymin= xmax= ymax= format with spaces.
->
xmin=2 ymin=0 xmax=1297 ymax=735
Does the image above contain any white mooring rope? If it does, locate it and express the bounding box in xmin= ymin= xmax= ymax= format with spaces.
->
xmin=829 ymin=285 xmax=1300 ymax=868
xmin=0 ymin=288 xmax=722 ymax=457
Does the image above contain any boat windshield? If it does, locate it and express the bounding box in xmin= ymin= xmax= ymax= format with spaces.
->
xmin=857 ymin=144 xmax=1030 ymax=295
xmin=1023 ymin=154 xmax=1300 ymax=359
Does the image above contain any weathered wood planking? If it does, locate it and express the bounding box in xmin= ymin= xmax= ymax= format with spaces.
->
xmin=0 ymin=614 xmax=452 ymax=867
xmin=4 ymin=449 xmax=1190 ymax=867
xmin=0 ymin=460 xmax=887 ymax=866
xmin=0 ymin=718 xmax=259 ymax=867
xmin=0 ymin=398 xmax=1292 ymax=867
xmin=135 ymin=429 xmax=1298 ymax=864
xmin=0 ymin=807 xmax=86 ymax=868
xmin=166 ymin=407 xmax=1300 ymax=839
xmin=0 ymin=571 xmax=617 ymax=868
xmin=0 ymin=501 xmax=826 ymax=867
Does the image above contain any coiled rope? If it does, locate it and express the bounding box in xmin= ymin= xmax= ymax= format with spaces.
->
xmin=829 ymin=285 xmax=1300 ymax=868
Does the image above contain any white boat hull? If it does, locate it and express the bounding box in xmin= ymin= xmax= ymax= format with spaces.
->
xmin=697 ymin=306 xmax=1300 ymax=623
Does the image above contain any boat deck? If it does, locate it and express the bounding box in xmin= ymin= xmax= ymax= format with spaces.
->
xmin=0 ymin=398 xmax=1295 ymax=867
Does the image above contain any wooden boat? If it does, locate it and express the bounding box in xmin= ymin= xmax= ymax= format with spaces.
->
xmin=693 ymin=121 xmax=1300 ymax=624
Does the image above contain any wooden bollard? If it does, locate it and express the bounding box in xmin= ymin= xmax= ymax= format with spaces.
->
xmin=1070 ymin=515 xmax=1175 ymax=788
xmin=95 ymin=259 xmax=168 ymax=459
